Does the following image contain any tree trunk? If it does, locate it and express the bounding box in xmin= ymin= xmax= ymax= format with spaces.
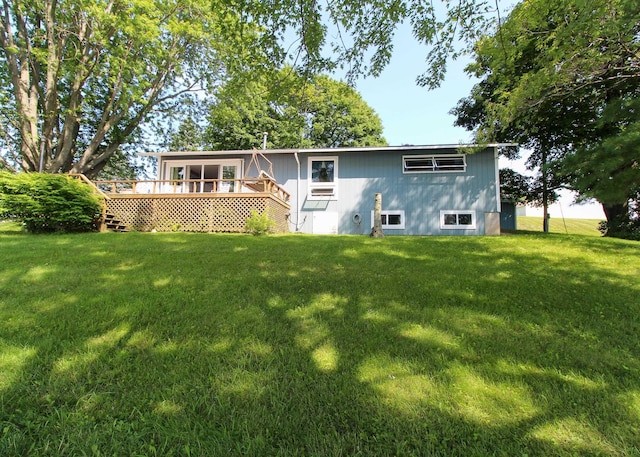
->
xmin=542 ymin=149 xmax=549 ymax=233
xmin=602 ymin=202 xmax=627 ymax=222
xmin=543 ymin=202 xmax=549 ymax=233
xmin=370 ymin=193 xmax=384 ymax=238
xmin=602 ymin=202 xmax=628 ymax=237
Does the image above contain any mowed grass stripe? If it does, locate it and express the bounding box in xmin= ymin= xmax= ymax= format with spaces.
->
xmin=0 ymin=224 xmax=638 ymax=456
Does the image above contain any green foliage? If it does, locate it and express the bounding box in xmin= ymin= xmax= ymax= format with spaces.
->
xmin=0 ymin=231 xmax=638 ymax=455
xmin=202 ymin=69 xmax=387 ymax=150
xmin=1 ymin=0 xmax=494 ymax=177
xmin=304 ymin=75 xmax=387 ymax=148
xmin=168 ymin=117 xmax=207 ymax=152
xmin=598 ymin=214 xmax=640 ymax=241
xmin=0 ymin=0 xmax=261 ymax=177
xmin=0 ymin=172 xmax=103 ymax=233
xmin=560 ymin=98 xmax=640 ymax=207
xmin=454 ymin=0 xmax=640 ymax=235
xmin=500 ymin=168 xmax=535 ymax=203
xmin=205 ymin=0 xmax=492 ymax=87
xmin=244 ymin=209 xmax=275 ymax=235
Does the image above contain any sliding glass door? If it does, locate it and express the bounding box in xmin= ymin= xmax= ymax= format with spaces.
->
xmin=162 ymin=159 xmax=242 ymax=193
xmin=167 ymin=165 xmax=185 ymax=193
xmin=220 ymin=165 xmax=237 ymax=192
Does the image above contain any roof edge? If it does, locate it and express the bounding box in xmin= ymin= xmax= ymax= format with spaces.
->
xmin=138 ymin=143 xmax=519 ymax=157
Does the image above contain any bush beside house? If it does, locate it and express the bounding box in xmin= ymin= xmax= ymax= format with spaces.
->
xmin=0 ymin=172 xmax=104 ymax=233
xmin=244 ymin=209 xmax=275 ymax=235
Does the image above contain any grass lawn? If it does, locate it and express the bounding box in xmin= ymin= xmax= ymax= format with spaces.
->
xmin=517 ymin=216 xmax=603 ymax=236
xmin=1 ymin=222 xmax=639 ymax=456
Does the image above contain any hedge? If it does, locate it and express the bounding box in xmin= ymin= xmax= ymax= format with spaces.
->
xmin=0 ymin=172 xmax=104 ymax=233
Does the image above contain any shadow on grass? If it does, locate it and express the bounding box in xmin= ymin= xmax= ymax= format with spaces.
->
xmin=0 ymin=232 xmax=639 ymax=455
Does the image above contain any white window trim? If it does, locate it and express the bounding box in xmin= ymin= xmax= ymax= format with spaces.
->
xmin=440 ymin=210 xmax=477 ymax=230
xmin=308 ymin=156 xmax=338 ymax=200
xmin=161 ymin=158 xmax=243 ymax=193
xmin=370 ymin=210 xmax=405 ymax=230
xmin=161 ymin=158 xmax=243 ymax=180
xmin=402 ymin=154 xmax=467 ymax=173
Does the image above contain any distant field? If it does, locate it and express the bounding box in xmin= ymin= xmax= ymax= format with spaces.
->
xmin=516 ymin=216 xmax=603 ymax=236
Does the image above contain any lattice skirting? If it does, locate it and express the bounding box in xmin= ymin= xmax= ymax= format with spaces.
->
xmin=105 ymin=195 xmax=290 ymax=233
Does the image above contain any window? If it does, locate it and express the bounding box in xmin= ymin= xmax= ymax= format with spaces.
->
xmin=308 ymin=156 xmax=338 ymax=199
xmin=403 ymin=155 xmax=466 ymax=173
xmin=440 ymin=210 xmax=476 ymax=229
xmin=166 ymin=165 xmax=185 ymax=192
xmin=220 ymin=165 xmax=236 ymax=192
xmin=371 ymin=210 xmax=405 ymax=230
xmin=162 ymin=159 xmax=242 ymax=193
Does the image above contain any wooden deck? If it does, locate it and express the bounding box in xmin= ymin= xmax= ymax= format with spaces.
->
xmin=93 ymin=177 xmax=290 ymax=202
xmin=87 ymin=177 xmax=291 ymax=233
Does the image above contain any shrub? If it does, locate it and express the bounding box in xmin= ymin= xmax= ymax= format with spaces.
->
xmin=0 ymin=172 xmax=104 ymax=233
xmin=598 ymin=215 xmax=640 ymax=241
xmin=244 ymin=209 xmax=275 ymax=235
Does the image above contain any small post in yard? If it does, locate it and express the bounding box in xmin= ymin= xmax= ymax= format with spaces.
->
xmin=370 ymin=193 xmax=384 ymax=238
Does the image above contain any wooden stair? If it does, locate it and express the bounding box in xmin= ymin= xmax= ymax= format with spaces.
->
xmin=103 ymin=211 xmax=129 ymax=232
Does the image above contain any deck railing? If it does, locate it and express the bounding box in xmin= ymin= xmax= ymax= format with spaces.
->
xmin=93 ymin=177 xmax=290 ymax=202
xmin=69 ymin=173 xmax=110 ymax=200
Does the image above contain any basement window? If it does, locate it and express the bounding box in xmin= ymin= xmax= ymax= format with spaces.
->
xmin=371 ymin=210 xmax=406 ymax=230
xmin=403 ymin=155 xmax=466 ymax=173
xmin=440 ymin=210 xmax=476 ymax=230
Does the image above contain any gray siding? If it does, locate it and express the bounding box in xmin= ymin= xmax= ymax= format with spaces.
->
xmin=272 ymin=147 xmax=499 ymax=235
xmin=158 ymin=147 xmax=500 ymax=235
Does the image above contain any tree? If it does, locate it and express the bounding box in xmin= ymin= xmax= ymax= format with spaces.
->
xmin=561 ymin=99 xmax=640 ymax=218
xmin=499 ymin=168 xmax=532 ymax=203
xmin=452 ymin=0 xmax=640 ymax=234
xmin=561 ymin=98 xmax=640 ymax=237
xmin=215 ymin=0 xmax=495 ymax=88
xmin=1 ymin=0 xmax=496 ymax=177
xmin=201 ymin=69 xmax=305 ymax=151
xmin=304 ymin=75 xmax=387 ymax=148
xmin=0 ymin=0 xmax=256 ymax=177
xmin=204 ymin=70 xmax=387 ymax=150
xmin=169 ymin=117 xmax=207 ymax=153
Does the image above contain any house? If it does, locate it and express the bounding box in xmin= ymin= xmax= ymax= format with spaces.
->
xmin=95 ymin=144 xmax=514 ymax=235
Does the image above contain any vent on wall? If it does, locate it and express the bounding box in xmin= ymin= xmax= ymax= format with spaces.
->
xmin=310 ymin=187 xmax=335 ymax=197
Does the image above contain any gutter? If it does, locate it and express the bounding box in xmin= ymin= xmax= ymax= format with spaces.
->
xmin=494 ymin=146 xmax=502 ymax=213
xmin=294 ymin=151 xmax=301 ymax=231
xmin=137 ymin=143 xmax=520 ymax=158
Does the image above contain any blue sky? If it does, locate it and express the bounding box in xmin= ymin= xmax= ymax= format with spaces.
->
xmin=350 ymin=28 xmax=477 ymax=146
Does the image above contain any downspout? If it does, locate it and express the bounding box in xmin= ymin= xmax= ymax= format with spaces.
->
xmin=494 ymin=146 xmax=501 ymax=213
xmin=294 ymin=151 xmax=301 ymax=231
